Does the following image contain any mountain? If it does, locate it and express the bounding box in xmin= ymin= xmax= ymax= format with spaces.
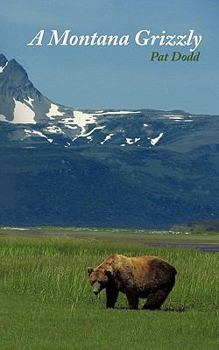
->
xmin=0 ymin=53 xmax=219 ymax=228
xmin=0 ymin=53 xmax=67 ymax=124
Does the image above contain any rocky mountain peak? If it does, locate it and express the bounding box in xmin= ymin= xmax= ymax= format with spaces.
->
xmin=1 ymin=58 xmax=29 ymax=87
xmin=0 ymin=53 xmax=7 ymax=67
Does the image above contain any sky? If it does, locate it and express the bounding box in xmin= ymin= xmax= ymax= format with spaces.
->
xmin=1 ymin=0 xmax=219 ymax=114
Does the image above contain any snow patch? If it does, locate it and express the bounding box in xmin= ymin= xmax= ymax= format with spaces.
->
xmin=163 ymin=114 xmax=184 ymax=120
xmin=63 ymin=110 xmax=140 ymax=139
xmin=24 ymin=129 xmax=53 ymax=143
xmin=65 ymin=125 xmax=78 ymax=130
xmin=73 ymin=111 xmax=97 ymax=135
xmin=24 ymin=97 xmax=34 ymax=108
xmin=94 ymin=110 xmax=141 ymax=116
xmin=150 ymin=132 xmax=164 ymax=146
xmin=45 ymin=125 xmax=63 ymax=134
xmin=174 ymin=119 xmax=193 ymax=122
xmin=13 ymin=98 xmax=36 ymax=124
xmin=126 ymin=137 xmax=140 ymax=145
xmin=61 ymin=118 xmax=75 ymax=124
xmin=101 ymin=133 xmax=114 ymax=144
xmin=0 ymin=114 xmax=7 ymax=122
xmin=82 ymin=125 xmax=105 ymax=138
xmin=47 ymin=104 xmax=65 ymax=119
xmin=0 ymin=61 xmax=8 ymax=73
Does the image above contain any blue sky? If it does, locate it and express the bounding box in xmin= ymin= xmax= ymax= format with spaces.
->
xmin=1 ymin=0 xmax=219 ymax=114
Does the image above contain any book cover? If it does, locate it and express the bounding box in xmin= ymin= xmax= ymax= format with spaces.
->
xmin=0 ymin=1 xmax=218 ymax=349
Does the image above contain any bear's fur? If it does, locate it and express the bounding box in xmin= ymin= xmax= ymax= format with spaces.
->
xmin=88 ymin=254 xmax=177 ymax=310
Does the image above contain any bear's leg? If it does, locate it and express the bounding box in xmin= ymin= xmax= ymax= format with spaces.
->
xmin=126 ymin=294 xmax=139 ymax=310
xmin=106 ymin=286 xmax=119 ymax=308
xmin=142 ymin=289 xmax=170 ymax=310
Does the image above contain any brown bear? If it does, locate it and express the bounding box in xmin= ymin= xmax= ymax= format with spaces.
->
xmin=88 ymin=254 xmax=177 ymax=310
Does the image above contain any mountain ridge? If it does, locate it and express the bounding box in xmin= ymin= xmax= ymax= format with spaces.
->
xmin=0 ymin=53 xmax=218 ymax=228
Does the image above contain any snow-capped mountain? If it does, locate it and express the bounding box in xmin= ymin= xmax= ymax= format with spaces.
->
xmin=1 ymin=53 xmax=219 ymax=151
xmin=0 ymin=53 xmax=66 ymax=124
xmin=0 ymin=53 xmax=219 ymax=229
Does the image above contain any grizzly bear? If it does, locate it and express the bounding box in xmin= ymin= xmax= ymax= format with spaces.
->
xmin=88 ymin=254 xmax=177 ymax=310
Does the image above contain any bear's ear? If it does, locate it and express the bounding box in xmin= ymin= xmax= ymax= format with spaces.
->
xmin=87 ymin=267 xmax=94 ymax=276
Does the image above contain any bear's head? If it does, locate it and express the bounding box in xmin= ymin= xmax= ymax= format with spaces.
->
xmin=87 ymin=266 xmax=112 ymax=295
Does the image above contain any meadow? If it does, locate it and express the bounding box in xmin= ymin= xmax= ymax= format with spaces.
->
xmin=0 ymin=228 xmax=218 ymax=350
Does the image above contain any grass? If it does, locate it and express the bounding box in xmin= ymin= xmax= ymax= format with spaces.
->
xmin=0 ymin=229 xmax=218 ymax=349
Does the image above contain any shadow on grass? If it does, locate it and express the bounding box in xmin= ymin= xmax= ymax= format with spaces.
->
xmin=112 ymin=305 xmax=188 ymax=312
xmin=162 ymin=305 xmax=187 ymax=312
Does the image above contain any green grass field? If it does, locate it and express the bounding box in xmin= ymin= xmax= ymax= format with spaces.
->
xmin=0 ymin=229 xmax=218 ymax=350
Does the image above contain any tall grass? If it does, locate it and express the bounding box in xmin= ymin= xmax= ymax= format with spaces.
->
xmin=0 ymin=236 xmax=218 ymax=311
